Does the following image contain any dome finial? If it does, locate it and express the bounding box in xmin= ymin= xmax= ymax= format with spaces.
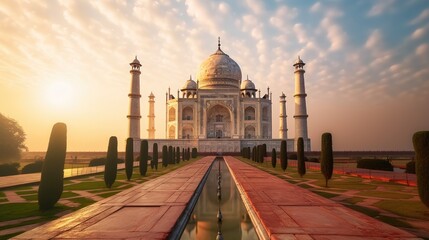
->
xmin=246 ymin=74 xmax=249 ymax=80
xmin=218 ymin=37 xmax=221 ymax=50
xmin=190 ymin=75 xmax=192 ymax=80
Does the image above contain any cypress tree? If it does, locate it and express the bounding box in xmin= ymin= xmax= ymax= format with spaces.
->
xmin=162 ymin=145 xmax=168 ymax=167
xmin=297 ymin=137 xmax=306 ymax=177
xmin=271 ymin=148 xmax=277 ymax=168
xmin=176 ymin=146 xmax=180 ymax=164
xmin=168 ymin=146 xmax=173 ymax=164
xmin=413 ymin=131 xmax=429 ymax=208
xmin=182 ymin=148 xmax=185 ymax=161
xmin=192 ymin=148 xmax=198 ymax=158
xmin=252 ymin=146 xmax=256 ymax=161
xmin=152 ymin=143 xmax=158 ymax=170
xmin=104 ymin=136 xmax=118 ymax=188
xmin=125 ymin=138 xmax=133 ymax=181
xmin=173 ymin=147 xmax=176 ymax=164
xmin=258 ymin=145 xmax=264 ymax=163
xmin=140 ymin=140 xmax=148 ymax=176
xmin=247 ymin=147 xmax=251 ymax=159
xmin=187 ymin=147 xmax=191 ymax=160
xmin=262 ymin=144 xmax=267 ymax=158
xmin=321 ymin=133 xmax=334 ymax=187
xmin=38 ymin=123 xmax=67 ymax=211
xmin=280 ymin=140 xmax=288 ymax=171
xmin=255 ymin=145 xmax=260 ymax=163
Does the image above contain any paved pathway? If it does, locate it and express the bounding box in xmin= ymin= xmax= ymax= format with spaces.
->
xmin=224 ymin=156 xmax=418 ymax=240
xmin=0 ymin=163 xmax=129 ymax=189
xmin=13 ymin=156 xmax=215 ymax=240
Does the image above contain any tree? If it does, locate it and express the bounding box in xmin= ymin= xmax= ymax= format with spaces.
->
xmin=140 ymin=140 xmax=148 ymax=176
xmin=176 ymin=146 xmax=180 ymax=164
xmin=280 ymin=140 xmax=288 ymax=171
xmin=192 ymin=148 xmax=198 ymax=158
xmin=38 ymin=123 xmax=67 ymax=210
xmin=320 ymin=133 xmax=333 ymax=187
xmin=168 ymin=146 xmax=174 ymax=164
xmin=152 ymin=143 xmax=158 ymax=170
xmin=104 ymin=136 xmax=118 ymax=188
xmin=297 ymin=137 xmax=306 ymax=177
xmin=0 ymin=113 xmax=27 ymax=162
xmin=182 ymin=148 xmax=185 ymax=161
xmin=271 ymin=148 xmax=277 ymax=168
xmin=258 ymin=145 xmax=264 ymax=163
xmin=125 ymin=138 xmax=133 ymax=181
xmin=162 ymin=145 xmax=168 ymax=167
xmin=413 ymin=131 xmax=429 ymax=208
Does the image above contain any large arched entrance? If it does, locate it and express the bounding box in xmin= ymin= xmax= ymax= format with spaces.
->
xmin=206 ymin=105 xmax=232 ymax=138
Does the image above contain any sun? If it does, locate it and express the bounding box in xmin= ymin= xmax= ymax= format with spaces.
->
xmin=44 ymin=81 xmax=74 ymax=108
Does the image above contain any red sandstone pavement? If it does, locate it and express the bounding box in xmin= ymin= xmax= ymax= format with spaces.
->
xmin=13 ymin=157 xmax=215 ymax=240
xmin=224 ymin=156 xmax=419 ymax=240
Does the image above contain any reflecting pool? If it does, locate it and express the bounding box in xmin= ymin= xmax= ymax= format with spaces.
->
xmin=180 ymin=157 xmax=259 ymax=239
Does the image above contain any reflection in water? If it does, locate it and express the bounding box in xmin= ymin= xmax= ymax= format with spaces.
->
xmin=181 ymin=158 xmax=259 ymax=240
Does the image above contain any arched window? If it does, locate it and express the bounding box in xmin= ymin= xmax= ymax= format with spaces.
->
xmin=244 ymin=106 xmax=255 ymax=121
xmin=244 ymin=126 xmax=255 ymax=139
xmin=168 ymin=125 xmax=175 ymax=139
xmin=216 ymin=114 xmax=223 ymax=122
xmin=169 ymin=108 xmax=176 ymax=121
xmin=182 ymin=107 xmax=193 ymax=120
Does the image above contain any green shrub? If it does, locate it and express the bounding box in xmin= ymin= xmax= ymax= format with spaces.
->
xmin=271 ymin=148 xmax=277 ymax=168
xmin=413 ymin=131 xmax=429 ymax=208
xmin=104 ymin=136 xmax=118 ymax=188
xmin=405 ymin=161 xmax=415 ymax=174
xmin=22 ymin=160 xmax=43 ymax=174
xmin=38 ymin=122 xmax=67 ymax=210
xmin=89 ymin=158 xmax=124 ymax=166
xmin=125 ymin=138 xmax=133 ymax=181
xmin=168 ymin=146 xmax=173 ymax=164
xmin=297 ymin=137 xmax=306 ymax=177
xmin=356 ymin=159 xmax=393 ymax=171
xmin=0 ymin=162 xmax=20 ymax=176
xmin=280 ymin=140 xmax=287 ymax=171
xmin=140 ymin=140 xmax=148 ymax=176
xmin=152 ymin=143 xmax=158 ymax=170
xmin=320 ymin=133 xmax=333 ymax=187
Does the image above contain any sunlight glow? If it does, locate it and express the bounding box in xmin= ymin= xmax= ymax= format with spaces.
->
xmin=44 ymin=81 xmax=75 ymax=108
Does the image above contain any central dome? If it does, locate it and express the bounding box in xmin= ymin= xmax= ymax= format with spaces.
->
xmin=197 ymin=44 xmax=242 ymax=89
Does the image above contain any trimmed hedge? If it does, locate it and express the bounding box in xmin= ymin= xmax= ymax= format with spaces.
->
xmin=125 ymin=137 xmax=133 ymax=181
xmin=104 ymin=136 xmax=118 ymax=188
xmin=22 ymin=160 xmax=43 ymax=174
xmin=413 ymin=131 xmax=429 ymax=208
xmin=405 ymin=161 xmax=415 ymax=174
xmin=89 ymin=158 xmax=124 ymax=166
xmin=280 ymin=140 xmax=287 ymax=171
xmin=320 ymin=133 xmax=333 ymax=187
xmin=0 ymin=163 xmax=20 ymax=176
xmin=297 ymin=137 xmax=306 ymax=177
xmin=271 ymin=148 xmax=277 ymax=168
xmin=356 ymin=159 xmax=393 ymax=171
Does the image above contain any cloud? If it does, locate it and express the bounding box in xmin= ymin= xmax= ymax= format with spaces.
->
xmin=320 ymin=15 xmax=347 ymax=51
xmin=244 ymin=0 xmax=264 ymax=15
xmin=310 ymin=2 xmax=321 ymax=12
xmin=410 ymin=8 xmax=429 ymax=25
xmin=416 ymin=43 xmax=429 ymax=56
xmin=218 ymin=2 xmax=230 ymax=14
xmin=410 ymin=27 xmax=426 ymax=40
xmin=365 ymin=29 xmax=383 ymax=49
xmin=367 ymin=0 xmax=396 ymax=17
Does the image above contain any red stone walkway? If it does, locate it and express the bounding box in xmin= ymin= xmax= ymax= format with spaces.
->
xmin=224 ymin=156 xmax=418 ymax=240
xmin=13 ymin=156 xmax=215 ymax=240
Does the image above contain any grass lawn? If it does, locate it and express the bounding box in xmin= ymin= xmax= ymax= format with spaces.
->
xmin=0 ymin=203 xmax=70 ymax=222
xmin=374 ymin=200 xmax=429 ymax=220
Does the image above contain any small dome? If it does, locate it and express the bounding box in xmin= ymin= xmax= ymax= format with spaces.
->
xmin=182 ymin=76 xmax=197 ymax=90
xmin=240 ymin=78 xmax=255 ymax=90
xmin=293 ymin=56 xmax=305 ymax=66
xmin=130 ymin=56 xmax=141 ymax=66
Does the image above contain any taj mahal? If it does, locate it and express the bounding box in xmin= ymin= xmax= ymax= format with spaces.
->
xmin=127 ymin=39 xmax=310 ymax=153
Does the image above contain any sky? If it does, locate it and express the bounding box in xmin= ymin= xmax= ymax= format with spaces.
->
xmin=0 ymin=0 xmax=428 ymax=152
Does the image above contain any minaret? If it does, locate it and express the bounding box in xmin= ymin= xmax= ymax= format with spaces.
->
xmin=128 ymin=56 xmax=142 ymax=152
xmin=293 ymin=56 xmax=309 ymax=151
xmin=147 ymin=92 xmax=155 ymax=139
xmin=279 ymin=93 xmax=287 ymax=139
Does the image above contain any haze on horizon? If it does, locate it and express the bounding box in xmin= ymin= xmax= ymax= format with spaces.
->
xmin=0 ymin=0 xmax=428 ymax=152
